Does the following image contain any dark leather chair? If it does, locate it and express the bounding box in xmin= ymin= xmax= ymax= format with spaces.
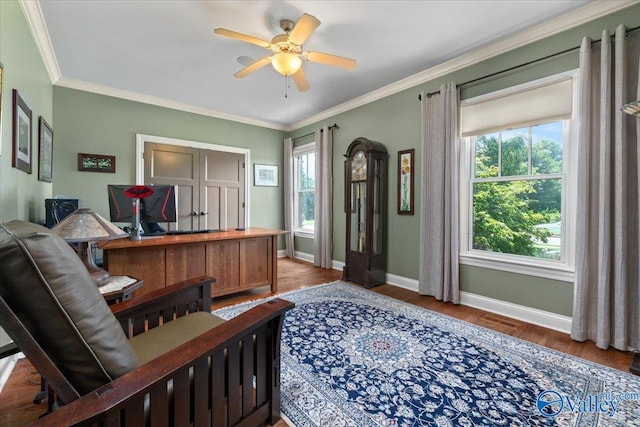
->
xmin=0 ymin=220 xmax=293 ymax=426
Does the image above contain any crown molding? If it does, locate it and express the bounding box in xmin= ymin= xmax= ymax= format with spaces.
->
xmin=22 ymin=1 xmax=284 ymax=130
xmin=20 ymin=0 xmax=61 ymax=83
xmin=21 ymin=0 xmax=636 ymax=132
xmin=54 ymin=77 xmax=287 ymax=131
xmin=286 ymin=0 xmax=636 ymax=131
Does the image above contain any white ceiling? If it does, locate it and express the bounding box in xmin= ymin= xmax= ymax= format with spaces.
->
xmin=31 ymin=1 xmax=627 ymax=130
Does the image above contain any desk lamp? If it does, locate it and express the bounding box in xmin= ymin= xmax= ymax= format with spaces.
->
xmin=124 ymin=185 xmax=155 ymax=241
xmin=52 ymin=208 xmax=128 ymax=285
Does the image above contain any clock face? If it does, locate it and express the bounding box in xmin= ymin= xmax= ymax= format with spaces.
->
xmin=351 ymin=151 xmax=366 ymax=181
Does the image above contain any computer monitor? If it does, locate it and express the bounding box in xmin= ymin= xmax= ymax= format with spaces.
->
xmin=107 ymin=185 xmax=177 ymax=233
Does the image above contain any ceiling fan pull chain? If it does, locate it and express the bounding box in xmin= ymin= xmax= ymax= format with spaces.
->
xmin=285 ymin=75 xmax=289 ymax=98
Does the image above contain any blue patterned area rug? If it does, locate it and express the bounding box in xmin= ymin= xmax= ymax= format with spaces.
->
xmin=214 ymin=282 xmax=640 ymax=426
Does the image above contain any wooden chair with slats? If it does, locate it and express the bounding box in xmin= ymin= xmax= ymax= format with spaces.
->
xmin=0 ymin=220 xmax=293 ymax=426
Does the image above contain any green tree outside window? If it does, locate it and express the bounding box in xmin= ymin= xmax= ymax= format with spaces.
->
xmin=471 ymin=122 xmax=563 ymax=260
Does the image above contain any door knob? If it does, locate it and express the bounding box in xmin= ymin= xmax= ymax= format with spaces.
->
xmin=191 ymin=211 xmax=199 ymax=216
xmin=200 ymin=211 xmax=208 ymax=216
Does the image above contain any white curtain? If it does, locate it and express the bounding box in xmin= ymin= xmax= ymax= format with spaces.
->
xmin=283 ymin=137 xmax=295 ymax=258
xmin=314 ymin=126 xmax=333 ymax=268
xmin=572 ymin=25 xmax=640 ymax=351
xmin=419 ymin=82 xmax=460 ymax=303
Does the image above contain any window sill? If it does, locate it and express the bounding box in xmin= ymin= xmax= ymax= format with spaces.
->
xmin=459 ymin=253 xmax=574 ymax=283
xmin=294 ymin=230 xmax=314 ymax=239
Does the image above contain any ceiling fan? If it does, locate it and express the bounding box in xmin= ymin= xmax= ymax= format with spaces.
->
xmin=214 ymin=13 xmax=357 ymax=92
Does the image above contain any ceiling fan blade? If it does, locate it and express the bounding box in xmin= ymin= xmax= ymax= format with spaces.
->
xmin=214 ymin=28 xmax=271 ymax=48
xmin=306 ymin=51 xmax=357 ymax=70
xmin=292 ymin=68 xmax=310 ymax=92
xmin=234 ymin=56 xmax=272 ymax=78
xmin=288 ymin=13 xmax=321 ymax=46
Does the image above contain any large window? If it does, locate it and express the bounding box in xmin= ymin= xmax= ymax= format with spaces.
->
xmin=471 ymin=122 xmax=564 ymax=260
xmin=293 ymin=143 xmax=315 ymax=236
xmin=460 ymin=72 xmax=576 ymax=279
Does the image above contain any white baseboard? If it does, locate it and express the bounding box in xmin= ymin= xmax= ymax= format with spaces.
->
xmin=291 ymin=252 xmax=345 ymax=273
xmin=384 ymin=273 xmax=571 ymax=333
xmin=288 ymin=251 xmax=572 ymax=334
xmin=459 ymin=292 xmax=572 ymax=334
xmin=293 ymin=251 xmax=314 ymax=264
xmin=0 ymin=352 xmax=24 ymax=394
xmin=385 ymin=273 xmax=419 ymax=292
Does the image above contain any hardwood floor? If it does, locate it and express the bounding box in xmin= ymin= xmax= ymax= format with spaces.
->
xmin=0 ymin=258 xmax=633 ymax=426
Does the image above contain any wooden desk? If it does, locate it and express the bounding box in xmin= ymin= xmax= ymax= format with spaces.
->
xmin=100 ymin=228 xmax=286 ymax=298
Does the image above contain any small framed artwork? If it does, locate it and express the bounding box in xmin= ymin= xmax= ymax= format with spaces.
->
xmin=12 ymin=89 xmax=32 ymax=174
xmin=397 ymin=149 xmax=415 ymax=215
xmin=77 ymin=153 xmax=116 ymax=173
xmin=38 ymin=117 xmax=53 ymax=182
xmin=254 ymin=164 xmax=278 ymax=187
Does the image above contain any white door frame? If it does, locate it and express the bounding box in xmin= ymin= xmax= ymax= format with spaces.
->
xmin=135 ymin=133 xmax=250 ymax=227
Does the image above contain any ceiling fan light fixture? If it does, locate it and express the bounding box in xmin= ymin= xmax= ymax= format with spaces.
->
xmin=272 ymin=52 xmax=302 ymax=76
xmin=215 ymin=13 xmax=356 ymax=93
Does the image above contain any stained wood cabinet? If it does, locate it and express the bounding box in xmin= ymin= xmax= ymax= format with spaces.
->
xmin=102 ymin=228 xmax=283 ymax=298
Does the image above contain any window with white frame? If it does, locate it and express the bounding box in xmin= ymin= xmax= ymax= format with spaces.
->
xmin=293 ymin=143 xmax=315 ymax=236
xmin=459 ymin=72 xmax=577 ymax=278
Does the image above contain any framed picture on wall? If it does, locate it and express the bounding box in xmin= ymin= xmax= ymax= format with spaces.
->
xmin=38 ymin=117 xmax=53 ymax=182
xmin=397 ymin=149 xmax=414 ymax=215
xmin=254 ymin=164 xmax=278 ymax=186
xmin=12 ymin=89 xmax=32 ymax=174
xmin=77 ymin=153 xmax=116 ymax=173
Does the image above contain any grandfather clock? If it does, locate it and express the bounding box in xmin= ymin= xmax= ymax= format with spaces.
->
xmin=343 ymin=137 xmax=388 ymax=288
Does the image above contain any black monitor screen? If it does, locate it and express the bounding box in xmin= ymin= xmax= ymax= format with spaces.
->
xmin=108 ymin=185 xmax=177 ymax=225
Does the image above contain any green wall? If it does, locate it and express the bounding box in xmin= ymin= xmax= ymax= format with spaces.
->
xmin=7 ymin=1 xmax=637 ymax=319
xmin=0 ymin=0 xmax=53 ymax=223
xmin=0 ymin=0 xmax=54 ymax=349
xmin=289 ymin=4 xmax=640 ymax=317
xmin=52 ymin=87 xmax=286 ymax=231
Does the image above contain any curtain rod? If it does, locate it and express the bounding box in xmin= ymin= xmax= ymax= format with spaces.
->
xmin=291 ymin=123 xmax=339 ymax=141
xmin=418 ymin=24 xmax=640 ymax=101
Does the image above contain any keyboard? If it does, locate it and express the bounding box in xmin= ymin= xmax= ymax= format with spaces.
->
xmin=165 ymin=229 xmax=213 ymax=235
xmin=142 ymin=231 xmax=167 ymax=236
